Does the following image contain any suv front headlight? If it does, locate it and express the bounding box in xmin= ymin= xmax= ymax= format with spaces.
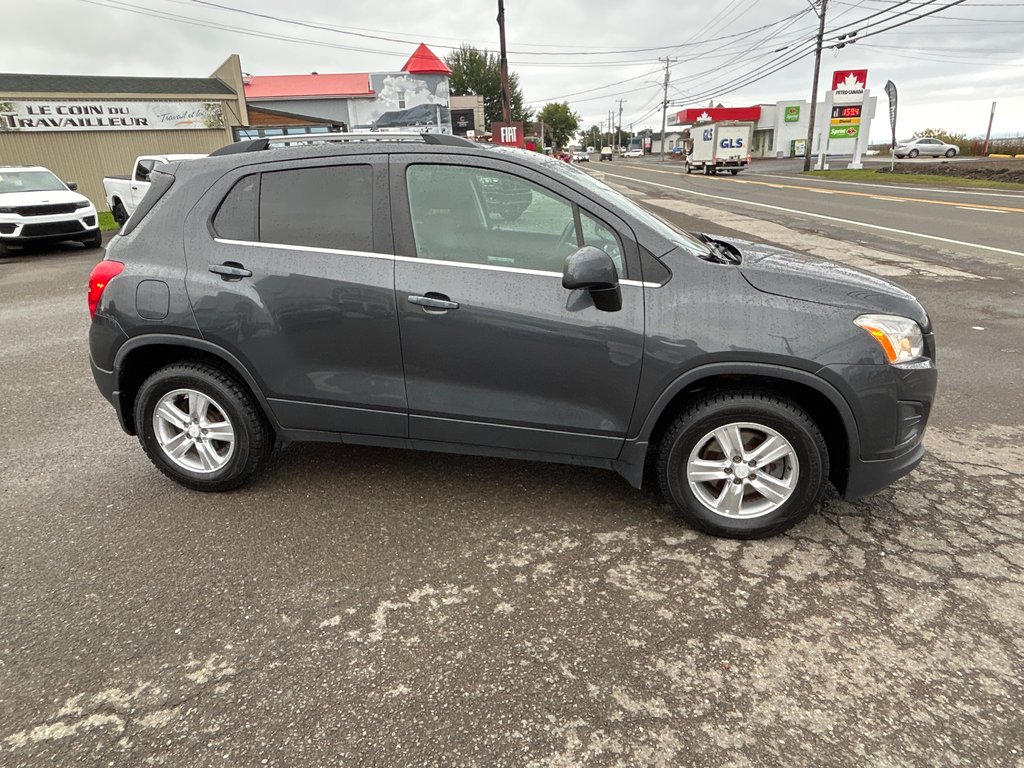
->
xmin=855 ymin=314 xmax=925 ymax=364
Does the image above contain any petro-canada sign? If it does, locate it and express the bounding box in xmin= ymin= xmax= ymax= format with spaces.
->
xmin=831 ymin=69 xmax=868 ymax=105
xmin=0 ymin=100 xmax=226 ymax=132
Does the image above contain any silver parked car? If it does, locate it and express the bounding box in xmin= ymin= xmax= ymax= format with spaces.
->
xmin=894 ymin=137 xmax=959 ymax=159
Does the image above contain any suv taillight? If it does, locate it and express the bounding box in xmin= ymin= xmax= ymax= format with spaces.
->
xmin=88 ymin=260 xmax=124 ymax=318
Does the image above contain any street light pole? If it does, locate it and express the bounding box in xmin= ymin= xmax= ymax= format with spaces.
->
xmin=617 ymin=98 xmax=625 ymax=150
xmin=497 ymin=0 xmax=511 ymax=123
xmin=982 ymin=101 xmax=997 ymax=155
xmin=659 ymin=56 xmax=676 ymax=162
xmin=803 ymin=0 xmax=828 ymax=172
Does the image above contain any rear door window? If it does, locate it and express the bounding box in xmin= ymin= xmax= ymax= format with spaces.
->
xmin=259 ymin=165 xmax=373 ymax=252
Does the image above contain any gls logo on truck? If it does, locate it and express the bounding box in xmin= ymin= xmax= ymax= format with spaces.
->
xmin=720 ymin=137 xmax=744 ymax=148
xmin=702 ymin=129 xmax=713 ymax=141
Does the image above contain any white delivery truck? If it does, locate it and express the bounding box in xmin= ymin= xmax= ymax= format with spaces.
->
xmin=686 ymin=121 xmax=753 ymax=175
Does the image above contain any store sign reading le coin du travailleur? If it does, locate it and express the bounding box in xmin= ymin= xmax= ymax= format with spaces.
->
xmin=0 ymin=100 xmax=225 ymax=132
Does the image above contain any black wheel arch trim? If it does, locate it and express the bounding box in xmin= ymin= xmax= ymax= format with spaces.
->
xmin=112 ymin=334 xmax=283 ymax=435
xmin=631 ymin=361 xmax=861 ymax=457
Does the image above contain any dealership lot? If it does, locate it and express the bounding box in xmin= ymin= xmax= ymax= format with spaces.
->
xmin=1 ymin=215 xmax=1022 ymax=766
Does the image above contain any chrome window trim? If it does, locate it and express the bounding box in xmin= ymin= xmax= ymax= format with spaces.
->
xmin=213 ymin=237 xmax=662 ymax=287
xmin=393 ymin=254 xmax=563 ymax=278
xmin=213 ymin=237 xmax=393 ymax=261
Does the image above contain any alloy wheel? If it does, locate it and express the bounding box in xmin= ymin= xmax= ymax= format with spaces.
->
xmin=152 ymin=388 xmax=236 ymax=473
xmin=685 ymin=421 xmax=799 ymax=519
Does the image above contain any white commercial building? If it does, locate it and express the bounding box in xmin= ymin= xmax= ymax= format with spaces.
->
xmin=669 ymin=94 xmax=878 ymax=159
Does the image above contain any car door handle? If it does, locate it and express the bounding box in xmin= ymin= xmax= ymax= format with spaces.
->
xmin=209 ymin=262 xmax=252 ymax=280
xmin=408 ymin=294 xmax=459 ymax=311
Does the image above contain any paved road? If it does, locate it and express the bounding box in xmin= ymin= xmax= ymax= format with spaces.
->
xmin=1 ymin=202 xmax=1022 ymax=767
xmin=601 ymin=158 xmax=1024 ymax=267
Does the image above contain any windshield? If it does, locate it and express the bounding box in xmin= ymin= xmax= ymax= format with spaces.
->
xmin=0 ymin=170 xmax=67 ymax=194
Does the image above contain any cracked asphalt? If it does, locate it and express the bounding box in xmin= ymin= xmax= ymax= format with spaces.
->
xmin=1 ymin=190 xmax=1022 ymax=767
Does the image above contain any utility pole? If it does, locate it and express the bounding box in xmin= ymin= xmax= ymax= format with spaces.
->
xmin=658 ymin=57 xmax=676 ymax=162
xmin=616 ymin=99 xmax=625 ymax=150
xmin=982 ymin=101 xmax=997 ymax=155
xmin=497 ymin=0 xmax=511 ymax=123
xmin=803 ymin=0 xmax=828 ymax=172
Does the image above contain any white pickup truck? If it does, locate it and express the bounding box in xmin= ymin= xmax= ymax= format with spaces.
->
xmin=685 ymin=122 xmax=753 ymax=175
xmin=104 ymin=154 xmax=205 ymax=226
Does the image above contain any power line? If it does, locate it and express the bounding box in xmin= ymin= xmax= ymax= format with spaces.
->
xmin=665 ymin=0 xmax=968 ymax=111
xmin=185 ymin=0 xmax=827 ymax=58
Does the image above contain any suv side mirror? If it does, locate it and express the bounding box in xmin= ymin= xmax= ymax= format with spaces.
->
xmin=66 ymin=182 xmax=79 ymax=191
xmin=562 ymin=246 xmax=622 ymax=312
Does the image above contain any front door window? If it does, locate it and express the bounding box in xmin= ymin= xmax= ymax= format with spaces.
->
xmin=406 ymin=164 xmax=586 ymax=274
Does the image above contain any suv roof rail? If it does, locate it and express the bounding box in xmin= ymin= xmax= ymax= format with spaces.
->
xmin=208 ymin=132 xmax=477 ymax=157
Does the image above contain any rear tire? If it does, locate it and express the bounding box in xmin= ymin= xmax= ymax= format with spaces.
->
xmin=657 ymin=391 xmax=829 ymax=539
xmin=730 ymin=169 xmax=740 ymax=175
xmin=134 ymin=362 xmax=273 ymax=491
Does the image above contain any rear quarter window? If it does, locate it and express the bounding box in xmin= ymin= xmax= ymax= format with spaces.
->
xmin=213 ymin=175 xmax=258 ymax=241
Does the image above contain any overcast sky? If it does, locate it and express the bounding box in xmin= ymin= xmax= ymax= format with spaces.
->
xmin=5 ymin=0 xmax=1023 ymax=142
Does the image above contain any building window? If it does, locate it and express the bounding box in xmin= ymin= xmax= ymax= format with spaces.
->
xmin=398 ymin=91 xmax=407 ymax=109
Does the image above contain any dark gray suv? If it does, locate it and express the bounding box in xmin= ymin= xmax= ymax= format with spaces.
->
xmin=88 ymin=133 xmax=936 ymax=538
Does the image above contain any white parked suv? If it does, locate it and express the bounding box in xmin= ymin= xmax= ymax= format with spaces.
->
xmin=0 ymin=166 xmax=101 ymax=252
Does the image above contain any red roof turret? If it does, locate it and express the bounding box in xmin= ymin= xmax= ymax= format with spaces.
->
xmin=401 ymin=44 xmax=451 ymax=76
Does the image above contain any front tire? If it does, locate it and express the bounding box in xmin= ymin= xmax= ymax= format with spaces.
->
xmin=112 ymin=200 xmax=129 ymax=227
xmin=657 ymin=391 xmax=829 ymax=538
xmin=83 ymin=229 xmax=103 ymax=249
xmin=908 ymin=149 xmax=919 ymax=159
xmin=134 ymin=362 xmax=273 ymax=491
xmin=945 ymin=148 xmax=956 ymax=158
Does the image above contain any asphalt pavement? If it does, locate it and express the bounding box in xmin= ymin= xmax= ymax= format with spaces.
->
xmin=596 ymin=157 xmax=1024 ymax=267
xmin=1 ymin=176 xmax=1023 ymax=768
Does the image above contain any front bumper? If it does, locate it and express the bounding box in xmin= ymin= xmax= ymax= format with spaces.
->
xmin=0 ymin=210 xmax=99 ymax=242
xmin=821 ymin=354 xmax=938 ymax=501
xmin=842 ymin=440 xmax=926 ymax=501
